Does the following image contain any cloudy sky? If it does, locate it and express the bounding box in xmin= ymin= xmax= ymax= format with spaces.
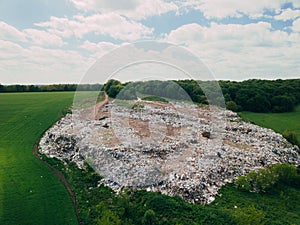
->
xmin=1 ymin=0 xmax=300 ymax=84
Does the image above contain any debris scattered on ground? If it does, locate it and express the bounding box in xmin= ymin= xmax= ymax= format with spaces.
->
xmin=39 ymin=99 xmax=299 ymax=204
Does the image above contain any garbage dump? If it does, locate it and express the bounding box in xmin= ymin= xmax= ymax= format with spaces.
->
xmin=39 ymin=100 xmax=300 ymax=204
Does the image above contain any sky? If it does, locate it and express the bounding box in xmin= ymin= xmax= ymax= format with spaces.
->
xmin=1 ymin=0 xmax=300 ymax=84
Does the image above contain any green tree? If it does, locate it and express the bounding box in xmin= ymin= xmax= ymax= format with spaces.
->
xmin=271 ymin=95 xmax=295 ymax=112
xmin=118 ymin=87 xmax=137 ymax=100
xmin=226 ymin=101 xmax=241 ymax=112
xmin=109 ymin=85 xmax=124 ymax=98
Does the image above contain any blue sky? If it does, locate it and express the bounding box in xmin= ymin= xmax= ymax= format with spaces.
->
xmin=1 ymin=0 xmax=300 ymax=84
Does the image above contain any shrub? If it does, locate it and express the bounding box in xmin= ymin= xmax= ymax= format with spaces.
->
xmin=283 ymin=130 xmax=299 ymax=146
xmin=131 ymin=103 xmax=144 ymax=109
xmin=270 ymin=163 xmax=298 ymax=186
xmin=236 ymin=169 xmax=278 ymax=193
xmin=226 ymin=101 xmax=241 ymax=112
xmin=236 ymin=164 xmax=299 ymax=193
xmin=142 ymin=96 xmax=169 ymax=103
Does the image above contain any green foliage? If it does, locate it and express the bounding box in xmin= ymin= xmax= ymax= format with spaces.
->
xmin=94 ymin=203 xmax=122 ymax=225
xmin=220 ymin=79 xmax=300 ymax=113
xmin=118 ymin=87 xmax=137 ymax=100
xmin=271 ymin=95 xmax=295 ymax=112
xmin=213 ymin=181 xmax=300 ymax=225
xmin=2 ymin=78 xmax=300 ymax=113
xmin=104 ymin=79 xmax=125 ymax=98
xmin=109 ymin=85 xmax=124 ymax=98
xmin=236 ymin=168 xmax=279 ymax=193
xmin=42 ymin=153 xmax=300 ymax=225
xmin=44 ymin=157 xmax=237 ymax=225
xmin=0 ymin=84 xmax=102 ymax=92
xmin=142 ymin=95 xmax=169 ymax=103
xmin=91 ymin=78 xmax=300 ymax=113
xmin=236 ymin=164 xmax=299 ymax=193
xmin=131 ymin=103 xmax=144 ymax=109
xmin=226 ymin=101 xmax=241 ymax=112
xmin=271 ymin=163 xmax=299 ymax=187
xmin=232 ymin=205 xmax=266 ymax=225
xmin=283 ymin=130 xmax=300 ymax=146
xmin=142 ymin=209 xmax=157 ymax=225
xmin=106 ymin=78 xmax=300 ymax=113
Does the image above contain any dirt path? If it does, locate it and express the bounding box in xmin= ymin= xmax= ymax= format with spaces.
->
xmin=33 ymin=143 xmax=82 ymax=225
xmin=95 ymin=91 xmax=109 ymax=120
xmin=77 ymin=91 xmax=109 ymax=120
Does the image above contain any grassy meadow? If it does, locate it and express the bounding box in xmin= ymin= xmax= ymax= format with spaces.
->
xmin=0 ymin=92 xmax=77 ymax=225
xmin=239 ymin=105 xmax=300 ymax=141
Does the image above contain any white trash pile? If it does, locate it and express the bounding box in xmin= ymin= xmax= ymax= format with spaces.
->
xmin=39 ymin=100 xmax=300 ymax=204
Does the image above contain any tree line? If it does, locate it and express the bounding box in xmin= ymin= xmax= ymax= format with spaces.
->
xmin=2 ymin=78 xmax=299 ymax=113
xmin=103 ymin=78 xmax=300 ymax=113
xmin=0 ymin=84 xmax=102 ymax=92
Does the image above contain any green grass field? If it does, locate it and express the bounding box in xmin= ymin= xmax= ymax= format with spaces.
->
xmin=239 ymin=105 xmax=300 ymax=141
xmin=0 ymin=92 xmax=78 ymax=225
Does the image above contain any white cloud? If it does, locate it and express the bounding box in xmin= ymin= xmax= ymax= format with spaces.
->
xmin=35 ymin=17 xmax=76 ymax=38
xmin=36 ymin=13 xmax=153 ymax=41
xmin=164 ymin=22 xmax=300 ymax=80
xmin=80 ymin=40 xmax=122 ymax=64
xmin=292 ymin=18 xmax=300 ymax=32
xmin=0 ymin=40 xmax=25 ymax=59
xmin=0 ymin=21 xmax=26 ymax=42
xmin=0 ymin=21 xmax=65 ymax=47
xmin=24 ymin=29 xmax=65 ymax=47
xmin=124 ymin=0 xmax=178 ymax=20
xmin=179 ymin=0 xmax=298 ymax=19
xmin=274 ymin=8 xmax=300 ymax=21
xmin=80 ymin=40 xmax=118 ymax=52
xmin=165 ymin=23 xmax=205 ymax=44
xmin=68 ymin=0 xmax=178 ymax=20
xmin=0 ymin=40 xmax=88 ymax=84
xmin=68 ymin=0 xmax=140 ymax=11
xmin=166 ymin=22 xmax=286 ymax=47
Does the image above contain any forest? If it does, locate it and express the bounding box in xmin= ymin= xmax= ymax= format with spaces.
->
xmin=103 ymin=79 xmax=300 ymax=113
xmin=1 ymin=78 xmax=300 ymax=113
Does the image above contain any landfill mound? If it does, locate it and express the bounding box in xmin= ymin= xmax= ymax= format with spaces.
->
xmin=39 ymin=99 xmax=300 ymax=204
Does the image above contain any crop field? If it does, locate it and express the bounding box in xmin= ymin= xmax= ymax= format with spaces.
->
xmin=239 ymin=105 xmax=300 ymax=141
xmin=0 ymin=92 xmax=77 ymax=225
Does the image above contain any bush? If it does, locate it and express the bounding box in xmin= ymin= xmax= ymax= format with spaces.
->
xmin=236 ymin=169 xmax=278 ymax=193
xmin=283 ymin=130 xmax=299 ymax=146
xmin=131 ymin=103 xmax=144 ymax=109
xmin=226 ymin=101 xmax=241 ymax=112
xmin=270 ymin=163 xmax=298 ymax=186
xmin=236 ymin=164 xmax=299 ymax=193
xmin=142 ymin=96 xmax=169 ymax=103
